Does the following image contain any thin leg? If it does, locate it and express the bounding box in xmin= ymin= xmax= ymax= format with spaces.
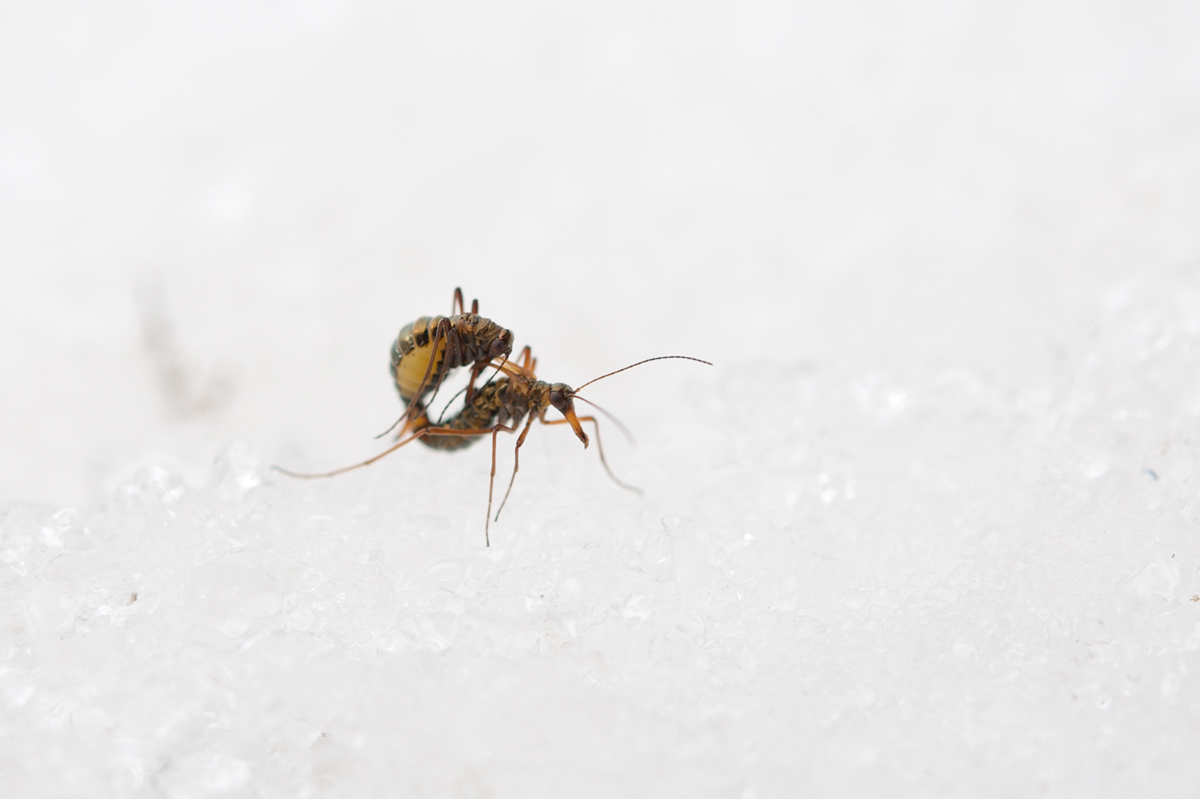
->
xmin=470 ymin=352 xmax=508 ymax=400
xmin=491 ymin=350 xmax=535 ymax=382
xmin=452 ymin=287 xmax=465 ymax=315
xmin=374 ymin=323 xmax=451 ymax=439
xmin=464 ymin=361 xmax=484 ymax=404
xmin=379 ymin=420 xmax=520 ymax=547
xmin=483 ymin=422 xmax=520 ymax=546
xmin=429 ymin=351 xmax=507 ymax=424
xmin=494 ymin=413 xmax=537 ymax=523
xmin=411 ymin=318 xmax=454 ymax=420
xmin=278 ymin=421 xmax=518 ymax=548
xmin=276 ymin=422 xmax=508 ymax=479
xmin=505 ymin=346 xmax=534 ymax=377
xmin=523 ymin=347 xmax=537 ymax=374
xmin=542 ymin=415 xmax=642 ymax=495
xmin=433 ymin=386 xmax=467 ymax=424
xmin=274 ymin=420 xmax=428 ymax=479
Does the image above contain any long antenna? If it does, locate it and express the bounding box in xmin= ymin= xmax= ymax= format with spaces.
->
xmin=434 ymin=386 xmax=468 ymax=424
xmin=479 ymin=356 xmax=509 ymax=390
xmin=574 ymin=395 xmax=636 ymax=446
xmin=375 ymin=410 xmax=408 ymax=440
xmin=574 ymin=355 xmax=712 ymax=393
xmin=434 ymin=356 xmax=508 ymax=423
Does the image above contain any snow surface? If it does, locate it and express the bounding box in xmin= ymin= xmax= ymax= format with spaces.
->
xmin=3 ymin=2 xmax=1200 ymax=796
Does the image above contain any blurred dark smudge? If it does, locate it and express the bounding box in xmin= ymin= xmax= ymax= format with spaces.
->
xmin=133 ymin=269 xmax=234 ymax=421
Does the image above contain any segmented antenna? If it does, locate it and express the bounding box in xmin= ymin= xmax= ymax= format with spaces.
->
xmin=574 ymin=355 xmax=712 ymax=392
xmin=573 ymin=395 xmax=637 ymax=446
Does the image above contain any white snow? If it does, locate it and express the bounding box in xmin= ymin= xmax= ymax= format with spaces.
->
xmin=3 ymin=2 xmax=1200 ymax=796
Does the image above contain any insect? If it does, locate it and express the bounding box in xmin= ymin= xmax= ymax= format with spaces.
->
xmin=275 ymin=347 xmax=712 ymax=545
xmin=383 ymin=287 xmax=515 ymax=436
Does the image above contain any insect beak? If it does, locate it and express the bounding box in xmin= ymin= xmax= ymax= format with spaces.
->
xmin=563 ymin=404 xmax=589 ymax=448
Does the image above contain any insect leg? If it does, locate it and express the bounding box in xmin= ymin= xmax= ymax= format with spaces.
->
xmin=464 ymin=361 xmax=484 ymax=404
xmin=463 ymin=356 xmax=510 ymax=413
xmin=412 ymin=318 xmax=456 ymax=418
xmin=542 ymin=415 xmax=642 ymax=495
xmin=273 ymin=422 xmax=432 ymax=479
xmin=376 ymin=420 xmax=521 ymax=546
xmin=452 ymin=287 xmax=465 ymax=315
xmin=480 ymin=422 xmax=519 ymax=546
xmin=519 ymin=346 xmax=535 ymax=372
xmin=494 ymin=413 xmax=538 ymax=524
xmin=495 ymin=346 xmax=534 ymax=378
xmin=397 ymin=421 xmax=519 ymax=546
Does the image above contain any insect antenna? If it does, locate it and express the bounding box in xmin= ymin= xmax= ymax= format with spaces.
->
xmin=574 ymin=355 xmax=712 ymax=392
xmin=478 ymin=356 xmax=509 ymax=389
xmin=434 ymin=386 xmax=469 ymax=424
xmin=378 ymin=355 xmax=513 ymax=437
xmin=375 ymin=411 xmax=408 ymax=440
xmin=573 ymin=395 xmax=637 ymax=446
xmin=433 ymin=355 xmax=509 ymax=423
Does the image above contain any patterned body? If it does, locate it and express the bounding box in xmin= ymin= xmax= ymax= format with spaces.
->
xmin=411 ymin=376 xmax=555 ymax=451
xmin=389 ymin=313 xmax=514 ymax=406
xmin=390 ymin=316 xmax=446 ymax=403
xmin=410 ymin=378 xmax=520 ymax=450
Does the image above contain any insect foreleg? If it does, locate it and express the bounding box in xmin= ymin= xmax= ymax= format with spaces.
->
xmin=542 ymin=415 xmax=642 ymax=495
xmin=494 ymin=412 xmax=538 ymax=525
xmin=376 ymin=419 xmax=520 ymax=547
xmin=479 ymin=422 xmax=520 ymax=547
xmin=409 ymin=317 xmax=455 ymax=421
xmin=463 ymin=359 xmax=491 ymax=405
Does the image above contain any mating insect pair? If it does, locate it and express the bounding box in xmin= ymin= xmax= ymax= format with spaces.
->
xmin=275 ymin=288 xmax=710 ymax=545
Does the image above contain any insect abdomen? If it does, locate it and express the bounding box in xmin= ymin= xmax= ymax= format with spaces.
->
xmin=414 ymin=379 xmax=515 ymax=451
xmin=390 ymin=316 xmax=448 ymax=404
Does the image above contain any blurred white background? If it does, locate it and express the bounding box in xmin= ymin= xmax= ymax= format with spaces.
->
xmin=3 ymin=2 xmax=1200 ymax=797
xmin=5 ymin=1 xmax=1195 ymax=505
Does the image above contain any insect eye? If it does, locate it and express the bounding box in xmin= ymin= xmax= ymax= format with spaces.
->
xmin=490 ymin=338 xmax=508 ymax=357
xmin=549 ymin=390 xmax=565 ymax=409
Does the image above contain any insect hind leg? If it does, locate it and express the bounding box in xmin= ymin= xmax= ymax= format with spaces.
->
xmin=451 ymin=287 xmax=480 ymax=317
xmin=493 ymin=413 xmax=537 ymax=525
xmin=542 ymin=415 xmax=642 ymax=495
xmin=413 ymin=319 xmax=457 ymax=414
xmin=273 ymin=422 xmax=435 ymax=479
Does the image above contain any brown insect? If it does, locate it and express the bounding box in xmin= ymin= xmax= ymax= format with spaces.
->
xmin=382 ymin=287 xmax=515 ymax=437
xmin=275 ymin=347 xmax=711 ymax=545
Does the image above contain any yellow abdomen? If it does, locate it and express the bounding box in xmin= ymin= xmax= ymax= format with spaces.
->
xmin=391 ymin=316 xmax=448 ymax=403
